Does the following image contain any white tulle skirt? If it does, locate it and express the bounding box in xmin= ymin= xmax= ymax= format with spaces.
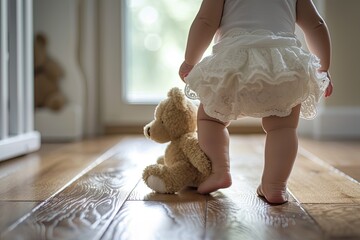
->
xmin=184 ymin=29 xmax=329 ymax=122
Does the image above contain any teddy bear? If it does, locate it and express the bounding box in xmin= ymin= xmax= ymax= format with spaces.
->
xmin=34 ymin=33 xmax=66 ymax=111
xmin=143 ymin=87 xmax=211 ymax=194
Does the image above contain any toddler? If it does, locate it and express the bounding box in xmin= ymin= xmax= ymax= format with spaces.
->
xmin=179 ymin=0 xmax=333 ymax=204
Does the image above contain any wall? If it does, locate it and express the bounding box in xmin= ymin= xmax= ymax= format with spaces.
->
xmin=298 ymin=0 xmax=360 ymax=139
xmin=325 ymin=0 xmax=360 ymax=107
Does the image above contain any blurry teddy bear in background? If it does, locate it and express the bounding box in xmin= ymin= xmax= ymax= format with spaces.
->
xmin=34 ymin=33 xmax=66 ymax=111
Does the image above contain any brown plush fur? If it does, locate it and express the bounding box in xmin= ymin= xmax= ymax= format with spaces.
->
xmin=34 ymin=33 xmax=66 ymax=111
xmin=143 ymin=87 xmax=211 ymax=193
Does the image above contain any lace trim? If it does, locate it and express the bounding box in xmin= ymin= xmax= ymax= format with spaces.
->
xmin=185 ymin=84 xmax=198 ymax=100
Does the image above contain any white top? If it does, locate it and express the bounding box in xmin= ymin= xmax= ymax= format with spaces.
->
xmin=217 ymin=0 xmax=297 ymax=39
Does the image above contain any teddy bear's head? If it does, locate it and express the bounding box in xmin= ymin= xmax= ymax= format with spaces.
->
xmin=34 ymin=33 xmax=66 ymax=111
xmin=34 ymin=33 xmax=64 ymax=80
xmin=144 ymin=87 xmax=197 ymax=143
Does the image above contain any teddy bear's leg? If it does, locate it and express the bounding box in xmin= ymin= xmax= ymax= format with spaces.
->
xmin=143 ymin=161 xmax=198 ymax=193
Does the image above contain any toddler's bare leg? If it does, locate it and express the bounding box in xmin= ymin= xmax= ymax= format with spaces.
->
xmin=197 ymin=104 xmax=232 ymax=194
xmin=258 ymin=104 xmax=301 ymax=204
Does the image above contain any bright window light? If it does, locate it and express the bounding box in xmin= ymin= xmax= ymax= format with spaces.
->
xmin=124 ymin=0 xmax=203 ymax=103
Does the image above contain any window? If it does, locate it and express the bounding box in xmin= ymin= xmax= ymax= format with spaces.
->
xmin=125 ymin=0 xmax=202 ymax=103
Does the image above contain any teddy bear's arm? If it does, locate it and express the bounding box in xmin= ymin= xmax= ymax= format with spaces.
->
xmin=180 ymin=134 xmax=211 ymax=176
xmin=156 ymin=156 xmax=165 ymax=164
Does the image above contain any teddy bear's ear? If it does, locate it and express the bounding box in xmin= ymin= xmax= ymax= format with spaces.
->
xmin=167 ymin=87 xmax=187 ymax=111
xmin=36 ymin=33 xmax=47 ymax=47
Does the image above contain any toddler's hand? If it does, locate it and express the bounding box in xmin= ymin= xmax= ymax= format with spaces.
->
xmin=179 ymin=61 xmax=194 ymax=82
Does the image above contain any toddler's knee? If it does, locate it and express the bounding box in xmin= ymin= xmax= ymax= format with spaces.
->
xmin=262 ymin=118 xmax=298 ymax=133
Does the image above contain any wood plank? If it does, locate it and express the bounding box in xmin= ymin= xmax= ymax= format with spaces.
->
xmin=206 ymin=193 xmax=322 ymax=240
xmin=0 ymin=153 xmax=107 ymax=201
xmin=0 ymin=136 xmax=124 ymax=201
xmin=0 ymin=201 xmax=39 ymax=232
xmin=0 ymin=137 xmax=150 ymax=240
xmin=101 ymin=201 xmax=207 ymax=240
xmin=303 ymin=203 xmax=360 ymax=240
xmin=1 ymin=170 xmax=139 ymax=239
xmin=288 ymin=152 xmax=360 ymax=204
xmin=299 ymin=138 xmax=360 ymax=182
xmin=34 ymin=143 xmax=68 ymax=155
xmin=89 ymin=136 xmax=166 ymax=175
xmin=299 ymin=138 xmax=360 ymax=167
xmin=335 ymin=166 xmax=360 ymax=183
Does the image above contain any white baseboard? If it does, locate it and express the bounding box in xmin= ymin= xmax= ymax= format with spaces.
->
xmin=0 ymin=131 xmax=41 ymax=162
xmin=299 ymin=107 xmax=360 ymax=139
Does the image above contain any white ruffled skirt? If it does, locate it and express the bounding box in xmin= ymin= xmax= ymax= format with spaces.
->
xmin=185 ymin=29 xmax=330 ymax=122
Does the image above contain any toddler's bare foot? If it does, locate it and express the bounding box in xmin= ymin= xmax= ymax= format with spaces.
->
xmin=257 ymin=183 xmax=288 ymax=204
xmin=197 ymin=168 xmax=232 ymax=194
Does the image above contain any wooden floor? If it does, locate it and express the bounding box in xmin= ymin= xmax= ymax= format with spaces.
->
xmin=0 ymin=134 xmax=359 ymax=240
